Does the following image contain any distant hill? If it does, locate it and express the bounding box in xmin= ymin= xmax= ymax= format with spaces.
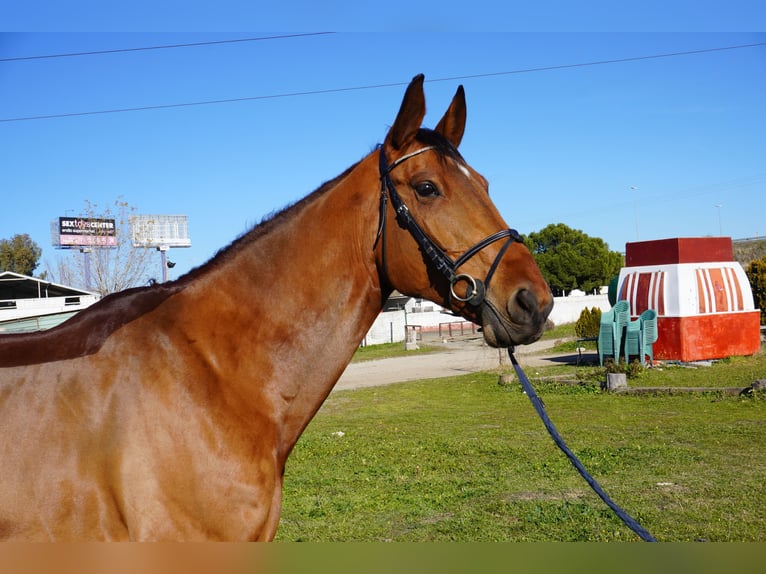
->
xmin=733 ymin=238 xmax=766 ymax=266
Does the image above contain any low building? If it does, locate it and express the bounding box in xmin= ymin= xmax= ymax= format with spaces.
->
xmin=0 ymin=271 xmax=100 ymax=334
xmin=616 ymin=237 xmax=761 ymax=362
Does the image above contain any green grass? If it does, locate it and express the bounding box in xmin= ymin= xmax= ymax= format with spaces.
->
xmin=538 ymin=322 xmax=592 ymax=354
xmin=540 ymin=321 xmax=578 ymax=341
xmin=277 ymin=350 xmax=766 ymax=542
xmin=351 ymin=341 xmax=442 ymax=362
xmin=551 ymin=346 xmax=766 ymax=391
xmin=619 ymin=353 xmax=765 ymax=389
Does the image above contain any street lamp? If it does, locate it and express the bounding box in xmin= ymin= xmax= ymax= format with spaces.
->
xmin=714 ymin=204 xmax=723 ymax=236
xmin=630 ymin=186 xmax=639 ymax=240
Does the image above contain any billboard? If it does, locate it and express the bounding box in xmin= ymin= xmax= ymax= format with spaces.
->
xmin=54 ymin=217 xmax=118 ymax=248
xmin=129 ymin=215 xmax=191 ymax=248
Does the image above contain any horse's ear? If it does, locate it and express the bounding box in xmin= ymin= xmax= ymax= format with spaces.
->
xmin=386 ymin=74 xmax=426 ymax=150
xmin=434 ymin=85 xmax=466 ymax=148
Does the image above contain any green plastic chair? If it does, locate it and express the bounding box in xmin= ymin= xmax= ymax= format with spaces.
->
xmin=608 ymin=276 xmax=620 ymax=307
xmin=612 ymin=300 xmax=630 ymax=358
xmin=640 ymin=310 xmax=658 ymax=365
xmin=598 ymin=308 xmax=616 ymax=366
xmin=624 ymin=309 xmax=658 ymax=365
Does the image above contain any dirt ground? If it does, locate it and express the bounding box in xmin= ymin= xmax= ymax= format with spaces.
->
xmin=334 ymin=334 xmax=589 ymax=392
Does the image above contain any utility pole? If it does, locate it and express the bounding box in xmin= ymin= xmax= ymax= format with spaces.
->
xmin=630 ymin=186 xmax=640 ymax=240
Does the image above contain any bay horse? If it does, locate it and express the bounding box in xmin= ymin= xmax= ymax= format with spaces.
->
xmin=0 ymin=74 xmax=552 ymax=541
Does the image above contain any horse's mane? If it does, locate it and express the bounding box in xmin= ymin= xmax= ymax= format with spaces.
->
xmin=0 ymin=129 xmax=456 ymax=368
xmin=172 ymin=127 xmax=458 ymax=285
xmin=0 ymin=283 xmax=185 ymax=367
xmin=0 ymin=159 xmax=364 ymax=368
xmin=174 ymin=157 xmax=363 ymax=286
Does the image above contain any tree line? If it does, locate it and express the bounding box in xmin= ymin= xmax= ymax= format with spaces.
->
xmin=2 ymin=218 xmax=765 ymax=324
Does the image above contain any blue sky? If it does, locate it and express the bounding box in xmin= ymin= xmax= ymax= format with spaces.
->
xmin=2 ymin=31 xmax=765 ymax=284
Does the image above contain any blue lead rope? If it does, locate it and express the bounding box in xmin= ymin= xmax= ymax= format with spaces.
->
xmin=508 ymin=348 xmax=657 ymax=542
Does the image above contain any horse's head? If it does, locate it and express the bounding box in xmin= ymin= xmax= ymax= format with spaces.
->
xmin=375 ymin=74 xmax=553 ymax=347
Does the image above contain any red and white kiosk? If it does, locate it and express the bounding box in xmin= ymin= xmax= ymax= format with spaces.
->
xmin=617 ymin=237 xmax=761 ymax=362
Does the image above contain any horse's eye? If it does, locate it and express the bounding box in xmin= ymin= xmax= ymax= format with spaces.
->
xmin=414 ymin=181 xmax=440 ymax=198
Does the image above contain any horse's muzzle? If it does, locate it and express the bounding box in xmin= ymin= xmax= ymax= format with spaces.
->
xmin=480 ymin=287 xmax=553 ymax=347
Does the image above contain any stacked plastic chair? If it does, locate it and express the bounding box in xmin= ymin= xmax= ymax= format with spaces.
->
xmin=612 ymin=300 xmax=630 ymax=358
xmin=598 ymin=300 xmax=631 ymax=366
xmin=598 ymin=307 xmax=616 ymax=366
xmin=624 ymin=309 xmax=658 ymax=366
xmin=641 ymin=311 xmax=658 ymax=365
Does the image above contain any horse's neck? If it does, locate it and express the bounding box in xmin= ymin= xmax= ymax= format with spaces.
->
xmin=181 ymin=156 xmax=385 ymax=451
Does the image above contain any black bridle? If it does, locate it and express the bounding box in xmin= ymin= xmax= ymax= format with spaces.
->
xmin=375 ymin=144 xmax=523 ymax=307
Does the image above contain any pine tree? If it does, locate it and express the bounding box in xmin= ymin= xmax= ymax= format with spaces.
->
xmin=0 ymin=234 xmax=42 ymax=276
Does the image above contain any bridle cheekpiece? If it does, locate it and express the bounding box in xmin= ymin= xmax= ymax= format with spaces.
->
xmin=375 ymin=144 xmax=523 ymax=307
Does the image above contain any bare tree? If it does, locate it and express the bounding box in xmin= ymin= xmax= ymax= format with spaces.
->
xmin=45 ymin=198 xmax=155 ymax=296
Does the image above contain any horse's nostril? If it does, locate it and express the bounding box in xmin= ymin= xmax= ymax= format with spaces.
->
xmin=507 ymin=288 xmax=553 ymax=327
xmin=514 ymin=288 xmax=537 ymax=314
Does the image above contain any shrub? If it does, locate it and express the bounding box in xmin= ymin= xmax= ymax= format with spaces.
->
xmin=745 ymin=256 xmax=766 ymax=325
xmin=574 ymin=306 xmax=602 ymax=338
xmin=604 ymin=357 xmax=644 ymax=379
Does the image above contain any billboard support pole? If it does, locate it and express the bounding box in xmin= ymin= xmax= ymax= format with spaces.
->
xmin=158 ymin=246 xmax=169 ymax=283
xmin=81 ymin=248 xmax=92 ymax=291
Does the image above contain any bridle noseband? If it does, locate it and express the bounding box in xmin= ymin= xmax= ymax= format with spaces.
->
xmin=375 ymin=144 xmax=523 ymax=307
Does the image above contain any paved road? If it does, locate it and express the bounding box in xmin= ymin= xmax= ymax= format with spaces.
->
xmin=334 ymin=337 xmax=588 ymax=391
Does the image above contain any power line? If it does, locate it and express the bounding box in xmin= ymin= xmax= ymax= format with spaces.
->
xmin=0 ymin=33 xmax=335 ymax=63
xmin=0 ymin=81 xmax=409 ymax=123
xmin=2 ymin=41 xmax=765 ymax=124
xmin=427 ymin=41 xmax=766 ymax=83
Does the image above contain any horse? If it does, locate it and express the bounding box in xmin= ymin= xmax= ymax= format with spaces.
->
xmin=0 ymin=74 xmax=553 ymax=541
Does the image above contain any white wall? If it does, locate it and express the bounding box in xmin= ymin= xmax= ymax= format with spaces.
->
xmin=363 ymin=311 xmax=408 ymax=345
xmin=548 ymin=293 xmax=611 ymax=325
xmin=362 ymin=303 xmax=472 ymax=346
xmin=0 ymin=294 xmax=99 ymax=322
xmin=363 ymin=293 xmax=612 ymax=346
